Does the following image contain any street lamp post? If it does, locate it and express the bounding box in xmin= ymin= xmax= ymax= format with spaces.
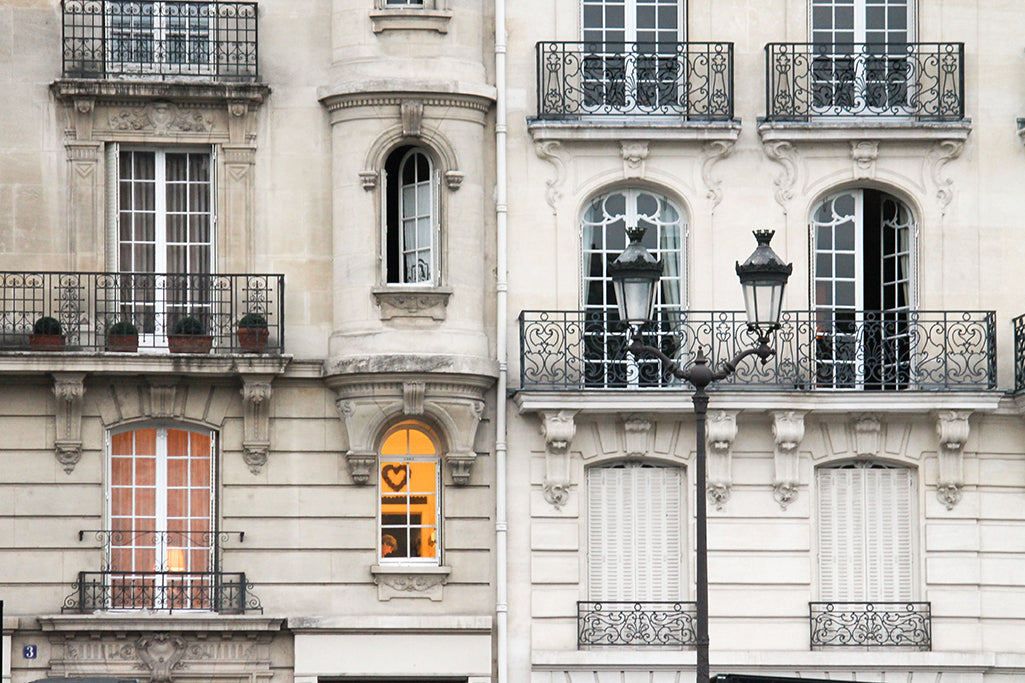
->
xmin=609 ymin=229 xmax=792 ymax=683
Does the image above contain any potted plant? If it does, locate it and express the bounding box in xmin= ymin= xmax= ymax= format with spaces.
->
xmin=30 ymin=316 xmax=65 ymax=350
xmin=106 ymin=320 xmax=139 ymax=352
xmin=168 ymin=316 xmax=212 ymax=354
xmin=236 ymin=312 xmax=269 ymax=353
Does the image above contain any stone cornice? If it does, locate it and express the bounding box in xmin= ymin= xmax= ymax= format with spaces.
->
xmin=758 ymin=119 xmax=972 ymax=144
xmin=318 ymin=80 xmax=496 ymax=113
xmin=0 ymin=353 xmax=291 ymax=378
xmin=38 ymin=614 xmax=284 ymax=632
xmin=286 ymin=614 xmax=492 ymax=635
xmin=514 ymin=389 xmax=1006 ymax=416
xmin=51 ymin=79 xmax=271 ymax=106
xmin=324 ymin=354 xmax=499 ymax=380
xmin=528 ymin=118 xmax=741 ymax=143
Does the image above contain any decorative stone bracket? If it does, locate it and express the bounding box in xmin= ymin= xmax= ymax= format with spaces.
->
xmin=706 ymin=410 xmax=738 ymax=510
xmin=370 ymin=564 xmax=451 ymax=601
xmin=240 ymin=375 xmax=275 ymax=475
xmin=772 ymin=411 xmax=805 ymax=509
xmin=540 ymin=410 xmax=578 ymax=510
xmin=334 ymin=378 xmax=487 ymax=486
xmin=53 ymin=372 xmax=86 ymax=473
xmin=935 ymin=410 xmax=970 ymax=510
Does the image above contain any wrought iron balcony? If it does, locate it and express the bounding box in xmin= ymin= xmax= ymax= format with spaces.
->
xmin=809 ymin=602 xmax=931 ymax=650
xmin=765 ymin=42 xmax=964 ymax=121
xmin=63 ymin=571 xmax=260 ymax=613
xmin=61 ymin=0 xmax=258 ymax=81
xmin=578 ymin=601 xmax=697 ymax=647
xmin=0 ymin=271 xmax=284 ymax=354
xmin=536 ymin=41 xmax=733 ymax=120
xmin=519 ymin=309 xmax=995 ymax=391
xmin=1012 ymin=314 xmax=1025 ymax=393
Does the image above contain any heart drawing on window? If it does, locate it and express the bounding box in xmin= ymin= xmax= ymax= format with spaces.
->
xmin=382 ymin=464 xmax=409 ymax=492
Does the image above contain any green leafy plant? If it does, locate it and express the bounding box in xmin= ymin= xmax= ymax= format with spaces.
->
xmin=172 ymin=316 xmax=205 ymax=335
xmin=32 ymin=316 xmax=62 ymax=335
xmin=109 ymin=320 xmax=139 ymax=336
xmin=237 ymin=312 xmax=268 ymax=329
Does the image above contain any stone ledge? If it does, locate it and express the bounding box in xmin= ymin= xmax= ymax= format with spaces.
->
xmin=758 ymin=118 xmax=972 ymax=143
xmin=0 ymin=353 xmax=292 ymax=378
xmin=369 ymin=8 xmax=452 ymax=34
xmin=528 ymin=118 xmax=741 ymax=143
xmin=51 ymin=79 xmax=271 ymax=105
xmin=287 ymin=613 xmax=491 ymax=634
xmin=37 ymin=614 xmax=284 ymax=632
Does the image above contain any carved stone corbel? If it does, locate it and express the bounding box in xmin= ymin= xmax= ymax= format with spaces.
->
xmin=621 ymin=413 xmax=651 ymax=457
xmin=401 ymin=99 xmax=424 ymax=137
xmin=706 ymin=410 xmax=738 ymax=510
xmin=146 ymin=377 xmax=180 ymax=418
xmin=763 ymin=140 xmax=797 ymax=214
xmin=540 ymin=410 xmax=578 ymax=509
xmin=853 ymin=414 xmax=881 ymax=457
xmin=240 ymin=375 xmax=274 ymax=475
xmin=403 ymin=380 xmax=426 ymax=415
xmin=701 ymin=139 xmax=734 ymax=210
xmin=935 ymin=410 xmax=970 ymax=510
xmin=533 ymin=140 xmax=565 ymax=214
xmin=444 ymin=170 xmax=464 ymax=190
xmin=335 ymin=399 xmax=376 ymax=485
xmin=850 ymin=140 xmax=879 ymax=179
xmin=359 ymin=170 xmax=379 ymax=190
xmin=620 ymin=140 xmax=649 ymax=179
xmin=53 ymin=372 xmax=86 ymax=473
xmin=432 ymin=397 xmax=484 ymax=486
xmin=135 ymin=632 xmax=187 ymax=683
xmin=772 ymin=411 xmax=805 ymax=509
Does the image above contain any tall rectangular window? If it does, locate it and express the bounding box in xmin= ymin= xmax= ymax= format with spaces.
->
xmin=587 ymin=463 xmax=683 ymax=601
xmin=109 ymin=427 xmax=215 ymax=609
xmin=379 ymin=422 xmax=440 ymax=564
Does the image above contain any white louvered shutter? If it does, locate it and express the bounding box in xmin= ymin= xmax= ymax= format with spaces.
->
xmin=588 ymin=464 xmax=683 ymax=601
xmin=818 ymin=465 xmax=915 ymax=602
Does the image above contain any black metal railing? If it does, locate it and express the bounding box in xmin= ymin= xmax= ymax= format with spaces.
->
xmin=63 ymin=571 xmax=260 ymax=613
xmin=519 ymin=309 xmax=996 ymax=391
xmin=536 ymin=41 xmax=733 ymax=120
xmin=578 ymin=601 xmax=697 ymax=647
xmin=765 ymin=42 xmax=964 ymax=120
xmin=1012 ymin=313 xmax=1025 ymax=393
xmin=61 ymin=0 xmax=258 ymax=81
xmin=809 ymin=602 xmax=931 ymax=649
xmin=0 ymin=271 xmax=284 ymax=354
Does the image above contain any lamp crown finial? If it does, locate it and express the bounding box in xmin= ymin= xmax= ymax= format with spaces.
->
xmin=753 ymin=229 xmax=775 ymax=245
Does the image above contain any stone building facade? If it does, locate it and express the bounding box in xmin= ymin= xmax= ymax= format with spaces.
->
xmin=2 ymin=2 xmax=1025 ymax=683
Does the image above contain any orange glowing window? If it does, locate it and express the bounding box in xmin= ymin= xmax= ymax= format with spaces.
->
xmin=379 ymin=421 xmax=440 ymax=563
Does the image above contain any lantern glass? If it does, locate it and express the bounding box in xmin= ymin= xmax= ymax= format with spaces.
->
xmin=613 ymin=275 xmax=658 ymax=326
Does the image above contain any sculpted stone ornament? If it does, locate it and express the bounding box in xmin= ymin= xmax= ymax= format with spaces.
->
xmin=935 ymin=410 xmax=970 ymax=510
xmin=542 ymin=480 xmax=570 ymax=510
xmin=706 ymin=410 xmax=738 ymax=511
xmin=540 ymin=410 xmax=578 ymax=510
xmin=136 ymin=632 xmax=187 ymax=683
xmin=52 ymin=373 xmax=86 ymax=473
xmin=772 ymin=411 xmax=805 ymax=509
xmin=240 ymin=376 xmax=274 ymax=475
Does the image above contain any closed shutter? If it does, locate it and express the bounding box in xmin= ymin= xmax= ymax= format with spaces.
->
xmin=818 ymin=465 xmax=914 ymax=602
xmin=588 ymin=463 xmax=683 ymax=601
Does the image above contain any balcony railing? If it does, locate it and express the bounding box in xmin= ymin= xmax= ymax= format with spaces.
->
xmin=765 ymin=42 xmax=964 ymax=121
xmin=61 ymin=0 xmax=258 ymax=81
xmin=578 ymin=601 xmax=697 ymax=647
xmin=1012 ymin=314 xmax=1025 ymax=393
xmin=63 ymin=571 xmax=260 ymax=613
xmin=0 ymin=271 xmax=284 ymax=354
xmin=536 ymin=41 xmax=733 ymax=120
xmin=809 ymin=602 xmax=931 ymax=650
xmin=519 ymin=309 xmax=996 ymax=391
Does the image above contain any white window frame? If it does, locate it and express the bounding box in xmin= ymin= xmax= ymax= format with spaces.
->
xmin=378 ymin=422 xmax=442 ymax=567
xmin=382 ymin=147 xmax=440 ymax=287
xmin=106 ymin=1 xmax=217 ymax=76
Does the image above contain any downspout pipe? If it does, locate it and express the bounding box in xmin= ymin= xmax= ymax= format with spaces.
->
xmin=493 ymin=1 xmax=509 ymax=683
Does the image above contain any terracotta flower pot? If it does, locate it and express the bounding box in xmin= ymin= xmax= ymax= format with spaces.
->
xmin=106 ymin=334 xmax=139 ymax=352
xmin=168 ymin=334 xmax=213 ymax=354
xmin=236 ymin=327 xmax=269 ymax=353
xmin=29 ymin=334 xmax=66 ymax=351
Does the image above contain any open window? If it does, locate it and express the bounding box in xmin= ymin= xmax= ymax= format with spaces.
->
xmin=379 ymin=421 xmax=441 ymax=565
xmin=384 ymin=146 xmax=438 ymax=286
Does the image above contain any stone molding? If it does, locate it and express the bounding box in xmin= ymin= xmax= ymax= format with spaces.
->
xmin=370 ymin=564 xmax=451 ymax=601
xmin=706 ymin=410 xmax=738 ymax=511
xmin=369 ymin=8 xmax=453 ymax=34
xmin=321 ymin=89 xmax=495 ymax=115
xmin=772 ymin=411 xmax=806 ymax=509
xmin=53 ymin=372 xmax=86 ymax=473
xmin=332 ymin=375 xmax=489 ymax=486
xmin=935 ymin=410 xmax=970 ymax=510
xmin=701 ymin=139 xmax=735 ymax=210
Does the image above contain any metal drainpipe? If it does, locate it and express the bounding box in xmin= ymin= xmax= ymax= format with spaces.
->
xmin=494 ymin=1 xmax=509 ymax=683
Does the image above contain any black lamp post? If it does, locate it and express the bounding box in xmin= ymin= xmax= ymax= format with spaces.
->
xmin=609 ymin=229 xmax=792 ymax=683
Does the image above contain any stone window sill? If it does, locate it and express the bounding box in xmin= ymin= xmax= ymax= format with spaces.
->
xmin=373 ymin=285 xmax=452 ymax=321
xmin=370 ymin=9 xmax=452 ymax=34
xmin=370 ymin=564 xmax=451 ymax=601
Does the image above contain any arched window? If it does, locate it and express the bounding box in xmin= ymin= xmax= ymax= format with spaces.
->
xmin=582 ymin=188 xmax=685 ymax=386
xmin=384 ymin=146 xmax=436 ymax=285
xmin=811 ymin=188 xmax=915 ymax=388
xmin=817 ymin=462 xmax=916 ymax=601
xmin=108 ymin=425 xmax=214 ymax=609
xmin=379 ymin=420 xmax=441 ymax=564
